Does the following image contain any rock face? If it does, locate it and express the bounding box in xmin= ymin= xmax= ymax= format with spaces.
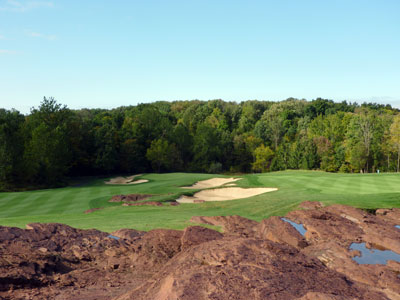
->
xmin=1 ymin=203 xmax=400 ymax=299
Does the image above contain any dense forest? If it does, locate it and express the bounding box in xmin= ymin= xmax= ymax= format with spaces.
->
xmin=1 ymin=97 xmax=400 ymax=191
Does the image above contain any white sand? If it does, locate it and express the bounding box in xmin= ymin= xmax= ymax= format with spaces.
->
xmin=105 ymin=174 xmax=149 ymax=185
xmin=177 ymin=187 xmax=278 ymax=203
xmin=182 ymin=177 xmax=242 ymax=189
xmin=128 ymin=179 xmax=149 ymax=184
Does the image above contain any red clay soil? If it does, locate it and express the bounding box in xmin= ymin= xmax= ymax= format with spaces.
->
xmin=1 ymin=203 xmax=400 ymax=299
xmin=84 ymin=207 xmax=104 ymax=214
xmin=122 ymin=201 xmax=163 ymax=207
xmin=109 ymin=194 xmax=151 ymax=203
xmin=110 ymin=229 xmax=145 ymax=240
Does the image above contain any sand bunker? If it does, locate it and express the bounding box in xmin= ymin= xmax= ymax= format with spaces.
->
xmin=183 ymin=177 xmax=242 ymax=189
xmin=177 ymin=187 xmax=278 ymax=203
xmin=105 ymin=174 xmax=149 ymax=185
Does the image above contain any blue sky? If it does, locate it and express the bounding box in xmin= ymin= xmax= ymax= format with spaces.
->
xmin=0 ymin=0 xmax=399 ymax=113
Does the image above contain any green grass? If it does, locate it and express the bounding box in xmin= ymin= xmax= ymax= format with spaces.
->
xmin=1 ymin=171 xmax=400 ymax=232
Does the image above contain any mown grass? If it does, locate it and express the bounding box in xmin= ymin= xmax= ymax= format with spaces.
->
xmin=0 ymin=171 xmax=399 ymax=232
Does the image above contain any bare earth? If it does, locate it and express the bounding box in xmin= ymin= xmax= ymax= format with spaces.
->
xmin=105 ymin=175 xmax=149 ymax=185
xmin=3 ymin=204 xmax=400 ymax=299
xmin=177 ymin=187 xmax=278 ymax=203
xmin=182 ymin=177 xmax=242 ymax=189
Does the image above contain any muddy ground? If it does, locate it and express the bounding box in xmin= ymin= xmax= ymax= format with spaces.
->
xmin=1 ymin=202 xmax=400 ymax=299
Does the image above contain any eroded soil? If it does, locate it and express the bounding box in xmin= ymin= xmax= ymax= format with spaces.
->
xmin=1 ymin=203 xmax=400 ymax=299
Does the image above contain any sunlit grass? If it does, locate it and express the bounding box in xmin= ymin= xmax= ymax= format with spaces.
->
xmin=1 ymin=171 xmax=399 ymax=232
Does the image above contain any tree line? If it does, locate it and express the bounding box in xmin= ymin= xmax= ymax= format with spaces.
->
xmin=1 ymin=97 xmax=400 ymax=190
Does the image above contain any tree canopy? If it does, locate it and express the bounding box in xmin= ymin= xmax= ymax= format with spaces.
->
xmin=1 ymin=97 xmax=399 ymax=190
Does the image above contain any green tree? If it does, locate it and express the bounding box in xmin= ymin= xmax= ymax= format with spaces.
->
xmin=146 ymin=139 xmax=181 ymax=172
xmin=93 ymin=113 xmax=119 ymax=174
xmin=24 ymin=97 xmax=73 ymax=186
xmin=262 ymin=103 xmax=285 ymax=150
xmin=192 ymin=123 xmax=223 ymax=171
xmin=252 ymin=145 xmax=274 ymax=173
xmin=390 ymin=114 xmax=400 ymax=172
xmin=0 ymin=109 xmax=25 ymax=190
xmin=232 ymin=134 xmax=252 ymax=172
xmin=345 ymin=109 xmax=377 ymax=173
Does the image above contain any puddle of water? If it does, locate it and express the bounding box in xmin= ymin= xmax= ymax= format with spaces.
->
xmin=350 ymin=243 xmax=400 ymax=265
xmin=107 ymin=234 xmax=120 ymax=240
xmin=281 ymin=218 xmax=307 ymax=236
xmin=395 ymin=225 xmax=400 ymax=229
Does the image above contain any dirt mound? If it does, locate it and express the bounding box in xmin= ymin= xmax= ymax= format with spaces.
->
xmin=2 ymin=203 xmax=400 ymax=299
xmin=84 ymin=207 xmax=104 ymax=214
xmin=117 ymin=237 xmax=382 ymax=300
xmin=181 ymin=226 xmax=223 ymax=250
xmin=376 ymin=208 xmax=400 ymax=223
xmin=111 ymin=229 xmax=145 ymax=240
xmin=257 ymin=216 xmax=309 ymax=248
xmin=299 ymin=201 xmax=324 ymax=210
xmin=128 ymin=229 xmax=183 ymax=270
xmin=190 ymin=215 xmax=258 ymax=237
xmin=109 ymin=194 xmax=151 ymax=203
xmin=122 ymin=201 xmax=162 ymax=207
xmin=177 ymin=187 xmax=278 ymax=203
xmin=0 ymin=224 xmax=184 ymax=300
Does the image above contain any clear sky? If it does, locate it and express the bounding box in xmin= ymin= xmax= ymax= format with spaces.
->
xmin=0 ymin=0 xmax=399 ymax=114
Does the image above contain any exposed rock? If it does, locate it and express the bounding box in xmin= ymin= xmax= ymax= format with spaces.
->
xmin=109 ymin=194 xmax=151 ymax=203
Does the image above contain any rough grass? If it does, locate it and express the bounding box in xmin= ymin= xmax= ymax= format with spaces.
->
xmin=0 ymin=171 xmax=399 ymax=232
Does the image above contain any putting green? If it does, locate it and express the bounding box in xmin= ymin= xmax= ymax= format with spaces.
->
xmin=0 ymin=171 xmax=399 ymax=232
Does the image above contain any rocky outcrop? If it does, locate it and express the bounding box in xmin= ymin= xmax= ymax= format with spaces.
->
xmin=1 ymin=203 xmax=400 ymax=299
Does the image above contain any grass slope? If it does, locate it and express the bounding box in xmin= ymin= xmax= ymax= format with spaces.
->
xmin=0 ymin=171 xmax=399 ymax=232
